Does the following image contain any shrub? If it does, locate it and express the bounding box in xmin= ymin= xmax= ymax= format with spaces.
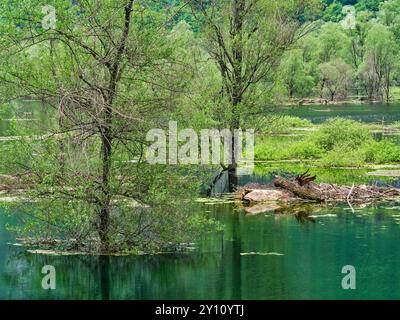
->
xmin=289 ymin=139 xmax=323 ymax=159
xmin=280 ymin=116 xmax=312 ymax=128
xmin=319 ymin=144 xmax=365 ymax=168
xmin=254 ymin=137 xmax=291 ymax=160
xmin=390 ymin=121 xmax=400 ymax=129
xmin=362 ymin=139 xmax=400 ymax=164
xmin=312 ymin=118 xmax=372 ymax=151
xmin=255 ymin=136 xmax=322 ymax=161
xmin=254 ymin=117 xmax=400 ymax=167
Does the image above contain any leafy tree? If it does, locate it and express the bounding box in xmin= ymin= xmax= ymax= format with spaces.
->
xmin=280 ymin=49 xmax=315 ymax=98
xmin=319 ymin=59 xmax=353 ymax=100
xmin=317 ymin=22 xmax=351 ymax=63
xmin=378 ymin=0 xmax=400 ymax=40
xmin=0 ymin=0 xmax=216 ymax=253
xmin=322 ymin=0 xmax=345 ymax=22
xmin=355 ymin=0 xmax=385 ymax=12
xmin=191 ymin=0 xmax=321 ymax=190
xmin=359 ymin=23 xmax=398 ymax=101
xmin=347 ymin=10 xmax=373 ymax=69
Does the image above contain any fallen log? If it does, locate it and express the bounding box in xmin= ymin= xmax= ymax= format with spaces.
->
xmin=273 ymin=176 xmax=322 ymax=202
xmin=237 ymin=172 xmax=400 ymax=204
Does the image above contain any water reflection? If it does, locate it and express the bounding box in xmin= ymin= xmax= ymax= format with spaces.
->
xmin=2 ymin=202 xmax=400 ymax=299
xmin=2 ymin=101 xmax=400 ymax=299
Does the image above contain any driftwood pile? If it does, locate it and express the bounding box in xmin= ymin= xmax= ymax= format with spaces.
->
xmin=237 ymin=170 xmax=400 ymax=204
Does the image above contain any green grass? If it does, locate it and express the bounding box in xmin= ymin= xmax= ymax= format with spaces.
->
xmin=253 ymin=163 xmax=396 ymax=185
xmin=254 ymin=117 xmax=400 ymax=167
xmin=390 ymin=87 xmax=400 ymax=101
xmin=255 ymin=136 xmax=322 ymax=160
xmin=248 ymin=115 xmax=313 ymax=134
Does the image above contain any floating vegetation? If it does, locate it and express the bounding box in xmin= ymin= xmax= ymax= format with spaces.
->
xmin=0 ymin=196 xmax=28 ymax=202
xmin=367 ymin=170 xmax=400 ymax=177
xmin=163 ymin=242 xmax=197 ymax=252
xmin=367 ymin=165 xmax=400 ymax=169
xmin=240 ymin=252 xmax=284 ymax=256
xmin=8 ymin=243 xmax=23 ymax=246
xmin=309 ymin=214 xmax=337 ymax=218
xmin=196 ymin=197 xmax=236 ymax=205
xmin=0 ymin=190 xmax=32 ymax=203
xmin=26 ymin=249 xmax=142 ymax=256
xmin=27 ymin=249 xmax=87 ymax=256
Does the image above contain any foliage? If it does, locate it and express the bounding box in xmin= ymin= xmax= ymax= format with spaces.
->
xmin=254 ymin=135 xmax=322 ymax=161
xmin=280 ymin=49 xmax=316 ymax=97
xmin=311 ymin=118 xmax=372 ymax=150
xmin=358 ymin=23 xmax=398 ymax=101
xmin=2 ymin=0 xmax=400 ymax=255
xmin=250 ymin=115 xmax=312 ymax=134
xmin=362 ymin=139 xmax=400 ymax=163
xmin=0 ymin=0 xmax=218 ymax=253
xmin=319 ymin=59 xmax=353 ymax=100
xmin=319 ymin=144 xmax=366 ymax=167
xmin=193 ymin=0 xmax=322 ymax=130
xmin=379 ymin=0 xmax=400 ymax=40
xmin=317 ymin=22 xmax=351 ymax=63
xmin=254 ymin=117 xmax=400 ymax=167
xmin=253 ymin=161 xmax=396 ymax=185
xmin=354 ymin=0 xmax=385 ymax=12
xmin=271 ymin=1 xmax=400 ymax=101
xmin=323 ymin=0 xmax=345 ymax=22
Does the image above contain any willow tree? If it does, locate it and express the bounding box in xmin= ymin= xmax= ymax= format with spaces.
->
xmin=359 ymin=23 xmax=398 ymax=102
xmin=0 ymin=0 xmax=214 ymax=253
xmin=191 ymin=0 xmax=321 ymax=190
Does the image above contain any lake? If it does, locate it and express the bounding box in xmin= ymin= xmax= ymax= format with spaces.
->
xmin=279 ymin=103 xmax=400 ymax=124
xmin=1 ymin=103 xmax=400 ymax=299
xmin=2 ymin=200 xmax=400 ymax=299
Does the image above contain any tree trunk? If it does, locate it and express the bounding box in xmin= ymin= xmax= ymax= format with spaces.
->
xmin=228 ymin=165 xmax=238 ymax=192
xmin=320 ymin=78 xmax=326 ymax=98
xmin=385 ymin=70 xmax=390 ymax=103
xmin=228 ymin=0 xmax=245 ymax=192
xmin=97 ymin=0 xmax=135 ymax=252
xmin=98 ymin=127 xmax=112 ymax=252
xmin=49 ymin=38 xmax=66 ymax=173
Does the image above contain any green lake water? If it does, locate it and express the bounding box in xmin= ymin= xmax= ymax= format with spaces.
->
xmin=2 ymin=202 xmax=400 ymax=299
xmin=279 ymin=103 xmax=400 ymax=124
xmin=2 ymin=103 xmax=400 ymax=300
xmin=0 ymin=100 xmax=54 ymax=136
